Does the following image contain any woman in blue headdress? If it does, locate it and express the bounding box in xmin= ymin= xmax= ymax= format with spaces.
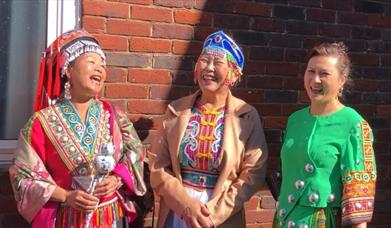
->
xmin=150 ymin=31 xmax=269 ymax=228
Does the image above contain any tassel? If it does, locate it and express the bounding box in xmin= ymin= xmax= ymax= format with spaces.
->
xmin=33 ymin=53 xmax=47 ymax=112
xmin=53 ymin=50 xmax=61 ymax=98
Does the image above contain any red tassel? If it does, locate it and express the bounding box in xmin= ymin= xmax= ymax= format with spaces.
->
xmin=53 ymin=51 xmax=61 ymax=98
xmin=33 ymin=53 xmax=47 ymax=112
xmin=46 ymin=54 xmax=53 ymax=100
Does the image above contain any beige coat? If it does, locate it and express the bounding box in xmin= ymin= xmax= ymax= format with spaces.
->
xmin=149 ymin=91 xmax=268 ymax=227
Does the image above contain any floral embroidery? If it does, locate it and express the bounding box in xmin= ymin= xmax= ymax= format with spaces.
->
xmin=341 ymin=120 xmax=376 ymax=225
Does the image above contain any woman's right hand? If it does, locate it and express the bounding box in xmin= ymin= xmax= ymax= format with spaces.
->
xmin=182 ymin=200 xmax=213 ymax=228
xmin=65 ymin=190 xmax=99 ymax=213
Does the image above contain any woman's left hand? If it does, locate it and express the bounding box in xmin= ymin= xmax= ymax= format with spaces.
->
xmin=94 ymin=175 xmax=121 ymax=198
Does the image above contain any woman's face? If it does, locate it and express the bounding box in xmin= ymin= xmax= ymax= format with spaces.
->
xmin=66 ymin=52 xmax=106 ymax=99
xmin=194 ymin=52 xmax=234 ymax=95
xmin=304 ymin=55 xmax=346 ymax=105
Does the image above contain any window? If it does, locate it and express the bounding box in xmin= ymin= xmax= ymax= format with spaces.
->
xmin=0 ymin=0 xmax=79 ymax=165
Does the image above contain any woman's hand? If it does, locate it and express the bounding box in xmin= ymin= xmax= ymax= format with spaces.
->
xmin=93 ymin=175 xmax=121 ymax=198
xmin=182 ymin=200 xmax=213 ymax=228
xmin=65 ymin=190 xmax=99 ymax=212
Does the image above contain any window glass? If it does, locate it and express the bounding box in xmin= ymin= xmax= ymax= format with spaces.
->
xmin=0 ymin=0 xmax=47 ymax=139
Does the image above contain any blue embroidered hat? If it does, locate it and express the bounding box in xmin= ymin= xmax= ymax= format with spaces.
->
xmin=202 ymin=30 xmax=244 ymax=72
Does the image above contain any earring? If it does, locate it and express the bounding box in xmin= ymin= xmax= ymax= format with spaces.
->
xmin=338 ymin=87 xmax=344 ymax=96
xmin=64 ymin=81 xmax=71 ymax=100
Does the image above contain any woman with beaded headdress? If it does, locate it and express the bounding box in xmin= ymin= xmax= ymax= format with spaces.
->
xmin=273 ymin=42 xmax=376 ymax=228
xmin=9 ymin=29 xmax=146 ymax=227
xmin=149 ymin=30 xmax=269 ymax=227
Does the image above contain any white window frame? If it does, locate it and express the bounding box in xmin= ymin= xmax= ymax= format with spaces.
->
xmin=0 ymin=0 xmax=79 ymax=166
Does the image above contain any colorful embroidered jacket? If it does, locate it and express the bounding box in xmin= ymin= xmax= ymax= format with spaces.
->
xmin=9 ymin=99 xmax=146 ymax=228
xmin=276 ymin=106 xmax=376 ymax=227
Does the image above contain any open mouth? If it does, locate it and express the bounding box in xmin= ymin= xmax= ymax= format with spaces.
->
xmin=202 ymin=74 xmax=218 ymax=82
xmin=90 ymin=75 xmax=102 ymax=85
xmin=310 ymin=85 xmax=324 ymax=95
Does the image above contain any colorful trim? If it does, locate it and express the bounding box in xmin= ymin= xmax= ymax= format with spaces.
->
xmin=181 ymin=167 xmax=219 ymax=190
xmin=341 ymin=120 xmax=376 ymax=225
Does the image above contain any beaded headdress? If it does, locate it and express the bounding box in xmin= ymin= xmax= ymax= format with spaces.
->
xmin=33 ymin=29 xmax=105 ymax=112
xmin=201 ymin=30 xmax=244 ymax=82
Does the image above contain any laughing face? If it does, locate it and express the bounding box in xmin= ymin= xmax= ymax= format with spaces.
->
xmin=194 ymin=51 xmax=236 ymax=95
xmin=304 ymin=55 xmax=347 ymax=105
xmin=66 ymin=52 xmax=106 ymax=100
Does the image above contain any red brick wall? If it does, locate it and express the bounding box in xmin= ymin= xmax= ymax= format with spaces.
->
xmin=1 ymin=0 xmax=391 ymax=227
xmin=83 ymin=0 xmax=391 ymax=227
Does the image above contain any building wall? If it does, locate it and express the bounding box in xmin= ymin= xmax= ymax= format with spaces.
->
xmin=1 ymin=0 xmax=391 ymax=227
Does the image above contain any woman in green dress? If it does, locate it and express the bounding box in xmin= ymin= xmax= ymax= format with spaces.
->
xmin=274 ymin=42 xmax=376 ymax=228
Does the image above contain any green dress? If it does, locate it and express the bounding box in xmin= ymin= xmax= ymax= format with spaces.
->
xmin=274 ymin=107 xmax=376 ymax=228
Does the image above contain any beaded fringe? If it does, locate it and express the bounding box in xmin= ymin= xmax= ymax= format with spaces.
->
xmin=55 ymin=200 xmax=123 ymax=228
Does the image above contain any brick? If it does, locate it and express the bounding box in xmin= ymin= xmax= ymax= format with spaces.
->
xmin=318 ymin=24 xmax=351 ymax=38
xmin=107 ymin=19 xmax=151 ymax=36
xmin=244 ymin=61 xmax=266 ymax=75
xmin=264 ymin=117 xmax=287 ymax=129
xmin=194 ymin=27 xmax=217 ymax=41
xmin=106 ymin=52 xmax=151 ymax=67
xmin=323 ymin=0 xmax=353 ymax=11
xmin=337 ymin=12 xmax=368 ymax=25
xmin=344 ymin=92 xmax=363 ymax=105
xmin=367 ymin=40 xmax=387 ymax=53
xmin=171 ymin=70 xmax=194 ymax=86
xmin=302 ymin=37 xmax=335 ymax=49
xmin=353 ymin=79 xmax=379 ymax=92
xmin=128 ymin=68 xmax=171 ymax=84
xmin=174 ymin=9 xmax=212 ymax=25
xmin=377 ymin=105 xmax=391 ymax=116
xmin=111 ymin=0 xmax=151 ymax=4
xmin=286 ymin=21 xmax=318 ymax=35
xmin=128 ymin=114 xmax=161 ymax=130
xmin=153 ymin=24 xmax=193 ymax=40
xmin=288 ymin=0 xmax=321 ymax=7
xmin=351 ymin=27 xmax=381 ymax=40
xmin=382 ymin=29 xmax=391 ymax=40
xmin=368 ymin=15 xmax=391 ymax=28
xmin=265 ymin=90 xmax=297 ymax=103
xmin=231 ymin=89 xmax=264 ymax=103
xmin=252 ymin=18 xmax=285 ymax=33
xmin=103 ymin=99 xmax=126 ymax=111
xmin=382 ymin=55 xmax=391 ymax=66
xmin=260 ymin=196 xmax=276 ymax=209
xmin=172 ymin=40 xmax=203 ymax=55
xmin=249 ymin=47 xmax=284 ymax=61
xmin=153 ymin=55 xmax=195 ymax=71
xmin=233 ymin=31 xmax=267 ymax=46
xmin=285 ymin=48 xmax=306 ymax=63
xmin=265 ymin=62 xmax=300 ymax=77
xmin=273 ymin=5 xmax=304 ymax=20
xmin=234 ymin=1 xmax=272 ymax=17
xmin=127 ymin=100 xmax=168 ymax=114
xmin=82 ymin=16 xmax=106 ymax=33
xmin=246 ymin=76 xmax=283 ymax=89
xmin=266 ymin=34 xmax=302 ymax=48
xmin=154 ymin=0 xmax=195 ymax=8
xmin=131 ymin=5 xmax=172 ymax=22
xmin=282 ymin=104 xmax=306 ymax=115
xmin=83 ymin=1 xmax=129 ymax=18
xmin=351 ymin=53 xmax=380 ymax=66
xmin=94 ymin=34 xmax=128 ymax=51
xmin=298 ymin=90 xmax=310 ymax=103
xmin=342 ymin=40 xmax=366 ymax=52
xmin=254 ymin=104 xmax=282 ymax=116
xmin=283 ymin=77 xmax=305 ymax=90
xmin=214 ymin=14 xmax=251 ymax=30
xmin=104 ymin=84 xmax=148 ymax=98
xmin=306 ymin=8 xmax=335 ymax=23
xmin=130 ymin=37 xmax=171 ymax=53
xmin=361 ymin=67 xmax=391 ymax=79
xmin=244 ymin=195 xmax=260 ymax=210
xmin=363 ymin=93 xmax=391 ymax=105
xmin=245 ymin=209 xmax=275 ymax=223
xmin=150 ymin=85 xmax=193 ymax=100
xmin=195 ymin=0 xmax=235 ymax=13
xmin=105 ymin=67 xmax=127 ymax=82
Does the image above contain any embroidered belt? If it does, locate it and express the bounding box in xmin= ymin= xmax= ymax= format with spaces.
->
xmin=181 ymin=168 xmax=218 ymax=190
